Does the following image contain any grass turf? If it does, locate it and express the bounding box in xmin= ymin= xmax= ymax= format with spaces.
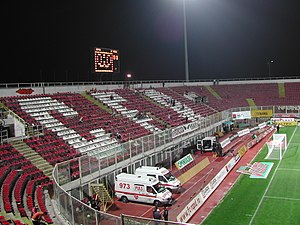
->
xmin=202 ymin=126 xmax=300 ymax=225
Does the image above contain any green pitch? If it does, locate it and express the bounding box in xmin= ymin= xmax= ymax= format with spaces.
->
xmin=202 ymin=126 xmax=300 ymax=225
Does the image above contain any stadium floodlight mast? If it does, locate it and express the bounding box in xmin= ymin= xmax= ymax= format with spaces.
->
xmin=267 ymin=60 xmax=274 ymax=77
xmin=125 ymin=73 xmax=132 ymax=88
xmin=183 ymin=0 xmax=189 ymax=82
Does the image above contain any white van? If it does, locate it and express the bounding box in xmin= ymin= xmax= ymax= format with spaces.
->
xmin=114 ymin=173 xmax=173 ymax=206
xmin=134 ymin=166 xmax=181 ymax=192
xmin=201 ymin=136 xmax=217 ymax=151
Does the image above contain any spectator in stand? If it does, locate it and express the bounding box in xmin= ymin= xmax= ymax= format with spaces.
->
xmin=31 ymin=205 xmax=39 ymax=217
xmin=173 ymin=100 xmax=176 ymax=106
xmin=116 ymin=132 xmax=122 ymax=140
xmin=31 ymin=211 xmax=47 ymax=225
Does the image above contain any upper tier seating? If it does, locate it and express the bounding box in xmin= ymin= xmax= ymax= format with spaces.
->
xmin=170 ymin=82 xmax=300 ymax=111
xmin=0 ymin=93 xmax=150 ymax=149
xmin=90 ymin=89 xmax=162 ymax=133
xmin=90 ymin=88 xmax=195 ymax=129
xmin=155 ymin=87 xmax=217 ymax=117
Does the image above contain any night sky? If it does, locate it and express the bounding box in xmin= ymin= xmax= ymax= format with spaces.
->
xmin=9 ymin=0 xmax=300 ymax=83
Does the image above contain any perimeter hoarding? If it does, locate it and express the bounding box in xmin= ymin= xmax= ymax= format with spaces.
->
xmin=251 ymin=110 xmax=273 ymax=118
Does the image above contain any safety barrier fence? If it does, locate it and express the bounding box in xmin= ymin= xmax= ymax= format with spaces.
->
xmin=51 ymin=105 xmax=299 ymax=225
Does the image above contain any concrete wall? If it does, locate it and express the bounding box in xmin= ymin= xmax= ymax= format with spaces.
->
xmin=0 ymin=78 xmax=299 ymax=97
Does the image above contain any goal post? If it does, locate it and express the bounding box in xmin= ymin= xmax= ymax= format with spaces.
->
xmin=265 ymin=133 xmax=287 ymax=160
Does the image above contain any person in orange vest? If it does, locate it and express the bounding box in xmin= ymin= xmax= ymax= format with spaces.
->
xmin=31 ymin=205 xmax=39 ymax=217
xmin=31 ymin=211 xmax=47 ymax=225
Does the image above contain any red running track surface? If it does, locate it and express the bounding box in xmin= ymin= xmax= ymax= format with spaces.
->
xmin=108 ymin=130 xmax=273 ymax=224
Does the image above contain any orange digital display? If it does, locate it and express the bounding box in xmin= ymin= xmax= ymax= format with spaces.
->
xmin=93 ymin=47 xmax=120 ymax=73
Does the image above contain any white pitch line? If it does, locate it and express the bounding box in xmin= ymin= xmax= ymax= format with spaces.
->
xmin=277 ymin=168 xmax=300 ymax=172
xmin=248 ymin=127 xmax=298 ymax=225
xmin=264 ymin=195 xmax=300 ymax=201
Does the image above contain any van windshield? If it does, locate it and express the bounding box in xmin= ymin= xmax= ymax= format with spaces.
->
xmin=153 ymin=183 xmax=166 ymax=193
xmin=165 ymin=172 xmax=176 ymax=181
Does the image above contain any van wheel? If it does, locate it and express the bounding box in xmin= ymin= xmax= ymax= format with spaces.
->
xmin=121 ymin=196 xmax=129 ymax=203
xmin=153 ymin=200 xmax=161 ymax=207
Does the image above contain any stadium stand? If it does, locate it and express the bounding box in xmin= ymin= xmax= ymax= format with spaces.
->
xmin=0 ymin=80 xmax=300 ymax=224
xmin=169 ymin=82 xmax=300 ymax=111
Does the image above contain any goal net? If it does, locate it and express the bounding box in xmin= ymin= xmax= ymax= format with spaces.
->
xmin=265 ymin=134 xmax=287 ymax=160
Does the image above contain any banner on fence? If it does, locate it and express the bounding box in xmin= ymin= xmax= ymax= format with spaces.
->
xmin=232 ymin=111 xmax=251 ymax=120
xmin=251 ymin=109 xmax=273 ymax=118
xmin=172 ymin=121 xmax=200 ymax=138
xmin=175 ymin=154 xmax=194 ymax=170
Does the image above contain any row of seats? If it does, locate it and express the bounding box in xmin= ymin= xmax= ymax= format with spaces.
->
xmin=0 ymin=82 xmax=299 ymax=224
xmin=172 ymin=82 xmax=300 ymax=111
xmin=0 ymin=215 xmax=24 ymax=225
xmin=91 ymin=90 xmax=161 ymax=132
xmin=0 ymin=143 xmax=53 ymax=224
xmin=156 ymin=87 xmax=217 ymax=116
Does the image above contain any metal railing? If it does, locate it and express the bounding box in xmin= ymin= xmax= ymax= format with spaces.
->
xmin=41 ymin=105 xmax=300 ymax=224
xmin=0 ymin=76 xmax=300 ymax=89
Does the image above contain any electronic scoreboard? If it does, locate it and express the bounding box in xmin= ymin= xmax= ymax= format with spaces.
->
xmin=93 ymin=47 xmax=120 ymax=73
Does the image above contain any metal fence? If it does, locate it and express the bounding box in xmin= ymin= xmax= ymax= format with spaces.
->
xmin=121 ymin=214 xmax=195 ymax=225
xmin=51 ymin=105 xmax=299 ymax=225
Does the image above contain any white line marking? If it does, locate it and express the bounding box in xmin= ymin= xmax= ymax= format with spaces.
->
xmin=277 ymin=168 xmax=300 ymax=172
xmin=249 ymin=127 xmax=298 ymax=225
xmin=264 ymin=196 xmax=300 ymax=201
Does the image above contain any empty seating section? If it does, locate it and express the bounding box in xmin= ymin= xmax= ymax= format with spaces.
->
xmin=0 ymin=143 xmax=52 ymax=223
xmin=154 ymin=87 xmax=215 ymax=118
xmin=24 ymin=134 xmax=80 ymax=166
xmin=54 ymin=93 xmax=150 ymax=143
xmin=90 ymin=89 xmax=161 ymax=134
xmin=169 ymin=83 xmax=300 ymax=112
xmin=118 ymin=88 xmax=192 ymax=126
xmin=209 ymin=83 xmax=296 ymax=108
xmin=137 ymin=89 xmax=185 ymax=126
xmin=142 ymin=88 xmax=214 ymax=126
xmin=129 ymin=90 xmax=185 ymax=127
xmin=281 ymin=82 xmax=300 ymax=105
xmin=36 ymin=186 xmax=53 ymax=224
xmin=115 ymin=89 xmax=167 ymax=131
xmin=170 ymin=85 xmax=230 ymax=111
xmin=1 ymin=82 xmax=300 ymax=224
xmin=170 ymin=86 xmax=226 ymax=111
xmin=2 ymin=93 xmax=121 ymax=153
xmin=89 ymin=88 xmax=195 ymax=131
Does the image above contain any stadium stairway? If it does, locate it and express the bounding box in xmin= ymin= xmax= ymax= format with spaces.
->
xmin=166 ymin=87 xmax=219 ymax=114
xmin=278 ymin=83 xmax=285 ymax=97
xmin=205 ymin=86 xmax=222 ymax=100
xmin=11 ymin=140 xmax=54 ymax=178
xmin=81 ymin=91 xmax=112 ymax=113
xmin=91 ymin=183 xmax=114 ymax=212
xmin=246 ymin=98 xmax=257 ymax=108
